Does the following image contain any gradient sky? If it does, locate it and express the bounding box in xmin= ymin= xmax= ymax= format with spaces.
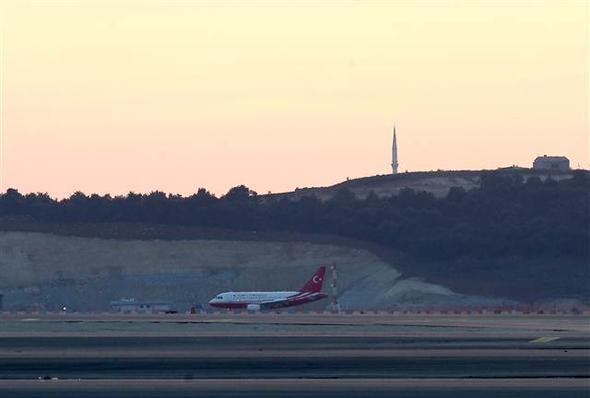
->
xmin=1 ymin=1 xmax=588 ymax=198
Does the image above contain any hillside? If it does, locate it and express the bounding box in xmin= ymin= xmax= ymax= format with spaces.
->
xmin=0 ymin=230 xmax=495 ymax=311
xmin=269 ymin=169 xmax=576 ymax=200
xmin=1 ymin=168 xmax=588 ymax=308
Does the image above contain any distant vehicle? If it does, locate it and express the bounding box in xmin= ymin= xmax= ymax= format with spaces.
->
xmin=208 ymin=266 xmax=328 ymax=311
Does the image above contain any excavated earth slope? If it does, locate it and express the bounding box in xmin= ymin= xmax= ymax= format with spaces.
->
xmin=0 ymin=231 xmax=497 ymax=311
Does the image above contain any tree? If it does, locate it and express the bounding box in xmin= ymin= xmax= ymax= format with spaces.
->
xmin=223 ymin=185 xmax=257 ymax=202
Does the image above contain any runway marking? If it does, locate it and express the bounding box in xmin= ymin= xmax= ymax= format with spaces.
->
xmin=529 ymin=336 xmax=560 ymax=344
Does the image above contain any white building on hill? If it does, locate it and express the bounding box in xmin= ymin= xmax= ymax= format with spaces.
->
xmin=533 ymin=155 xmax=570 ymax=171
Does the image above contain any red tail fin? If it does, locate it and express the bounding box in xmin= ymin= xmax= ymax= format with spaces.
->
xmin=299 ymin=266 xmax=326 ymax=293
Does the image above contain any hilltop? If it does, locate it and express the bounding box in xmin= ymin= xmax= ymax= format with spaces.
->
xmin=269 ymin=168 xmax=577 ymax=201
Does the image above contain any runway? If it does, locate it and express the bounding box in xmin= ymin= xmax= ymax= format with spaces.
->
xmin=0 ymin=313 xmax=588 ymax=397
xmin=1 ymin=379 xmax=589 ymax=398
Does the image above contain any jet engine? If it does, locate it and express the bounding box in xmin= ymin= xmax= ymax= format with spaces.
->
xmin=246 ymin=304 xmax=261 ymax=311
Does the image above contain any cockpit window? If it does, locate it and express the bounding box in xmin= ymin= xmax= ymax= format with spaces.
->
xmin=216 ymin=296 xmax=223 ymax=300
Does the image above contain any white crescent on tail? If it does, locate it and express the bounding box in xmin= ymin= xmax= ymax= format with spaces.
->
xmin=313 ymin=275 xmax=322 ymax=283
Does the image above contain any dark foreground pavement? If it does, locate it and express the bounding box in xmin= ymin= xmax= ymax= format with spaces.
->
xmin=0 ymin=314 xmax=587 ymax=397
xmin=1 ymin=379 xmax=589 ymax=398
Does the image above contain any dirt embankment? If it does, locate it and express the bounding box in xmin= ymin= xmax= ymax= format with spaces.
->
xmin=0 ymin=231 xmax=493 ymax=311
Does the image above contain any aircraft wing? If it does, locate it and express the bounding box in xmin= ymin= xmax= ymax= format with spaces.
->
xmin=258 ymin=298 xmax=290 ymax=310
xmin=259 ymin=293 xmax=316 ymax=309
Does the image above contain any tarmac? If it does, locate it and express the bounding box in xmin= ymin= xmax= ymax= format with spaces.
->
xmin=0 ymin=313 xmax=588 ymax=397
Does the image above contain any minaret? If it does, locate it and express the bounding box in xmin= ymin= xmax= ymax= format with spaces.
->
xmin=391 ymin=125 xmax=399 ymax=174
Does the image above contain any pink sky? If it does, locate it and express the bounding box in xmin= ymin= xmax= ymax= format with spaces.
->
xmin=1 ymin=1 xmax=588 ymax=198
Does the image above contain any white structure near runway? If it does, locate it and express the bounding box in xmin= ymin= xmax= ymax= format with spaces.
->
xmin=110 ymin=298 xmax=175 ymax=313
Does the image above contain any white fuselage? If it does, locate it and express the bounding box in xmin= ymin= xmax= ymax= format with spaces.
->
xmin=209 ymin=291 xmax=298 ymax=307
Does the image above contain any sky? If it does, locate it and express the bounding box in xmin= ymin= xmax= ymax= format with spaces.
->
xmin=0 ymin=1 xmax=588 ymax=198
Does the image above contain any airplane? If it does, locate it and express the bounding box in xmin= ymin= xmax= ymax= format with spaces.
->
xmin=208 ymin=266 xmax=328 ymax=311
